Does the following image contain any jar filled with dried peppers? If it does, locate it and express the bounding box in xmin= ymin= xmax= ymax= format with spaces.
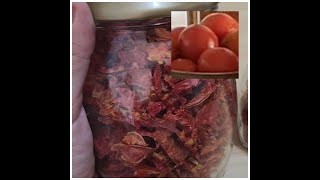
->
xmin=83 ymin=2 xmax=237 ymax=178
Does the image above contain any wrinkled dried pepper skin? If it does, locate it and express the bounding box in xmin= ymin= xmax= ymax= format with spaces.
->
xmin=83 ymin=18 xmax=237 ymax=178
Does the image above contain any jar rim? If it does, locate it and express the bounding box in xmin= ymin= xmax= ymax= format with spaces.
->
xmin=88 ymin=2 xmax=218 ymax=21
xmin=95 ymin=17 xmax=171 ymax=31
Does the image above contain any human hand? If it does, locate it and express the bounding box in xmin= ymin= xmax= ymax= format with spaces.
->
xmin=72 ymin=2 xmax=95 ymax=178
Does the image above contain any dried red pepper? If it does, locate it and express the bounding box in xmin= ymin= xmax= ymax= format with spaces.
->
xmin=83 ymin=19 xmax=236 ymax=177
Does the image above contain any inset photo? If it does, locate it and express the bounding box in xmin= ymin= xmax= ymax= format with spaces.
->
xmin=171 ymin=11 xmax=240 ymax=79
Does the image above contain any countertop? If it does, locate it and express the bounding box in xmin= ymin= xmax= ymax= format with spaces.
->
xmin=224 ymin=146 xmax=248 ymax=178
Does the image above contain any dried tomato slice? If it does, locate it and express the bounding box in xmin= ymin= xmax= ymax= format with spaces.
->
xmin=112 ymin=144 xmax=153 ymax=164
xmin=122 ymin=131 xmax=148 ymax=146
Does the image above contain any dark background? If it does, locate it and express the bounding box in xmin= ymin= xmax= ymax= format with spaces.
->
xmin=2 ymin=1 xmax=313 ymax=179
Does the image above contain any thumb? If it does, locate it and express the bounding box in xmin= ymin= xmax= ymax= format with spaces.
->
xmin=72 ymin=2 xmax=95 ymax=121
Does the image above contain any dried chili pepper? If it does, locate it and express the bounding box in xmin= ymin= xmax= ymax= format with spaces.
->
xmin=83 ymin=20 xmax=236 ymax=177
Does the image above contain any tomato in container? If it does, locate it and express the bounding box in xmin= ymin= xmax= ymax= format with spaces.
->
xmin=171 ymin=11 xmax=239 ymax=75
xmin=171 ymin=27 xmax=185 ymax=50
xmin=82 ymin=2 xmax=238 ymax=178
xmin=171 ymin=58 xmax=196 ymax=72
xmin=197 ymin=47 xmax=238 ymax=72
xmin=201 ymin=13 xmax=239 ymax=43
xmin=178 ymin=24 xmax=219 ymax=62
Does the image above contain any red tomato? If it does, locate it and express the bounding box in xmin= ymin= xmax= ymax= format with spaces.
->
xmin=197 ymin=47 xmax=238 ymax=72
xmin=172 ymin=48 xmax=179 ymax=60
xmin=221 ymin=30 xmax=239 ymax=56
xmin=171 ymin=58 xmax=196 ymax=72
xmin=178 ymin=24 xmax=219 ymax=62
xmin=171 ymin=27 xmax=185 ymax=49
xmin=201 ymin=13 xmax=239 ymax=43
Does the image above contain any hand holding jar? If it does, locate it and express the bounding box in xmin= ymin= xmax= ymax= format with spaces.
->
xmin=73 ymin=2 xmax=240 ymax=178
xmin=72 ymin=2 xmax=95 ymax=178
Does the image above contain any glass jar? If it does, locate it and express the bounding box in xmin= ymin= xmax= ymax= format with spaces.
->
xmin=237 ymin=64 xmax=248 ymax=148
xmin=83 ymin=2 xmax=237 ymax=178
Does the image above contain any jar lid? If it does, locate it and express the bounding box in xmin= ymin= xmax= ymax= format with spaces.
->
xmin=88 ymin=2 xmax=218 ymax=20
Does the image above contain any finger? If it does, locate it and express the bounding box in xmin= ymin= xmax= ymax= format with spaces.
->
xmin=72 ymin=2 xmax=95 ymax=121
xmin=72 ymin=107 xmax=95 ymax=177
xmin=72 ymin=2 xmax=95 ymax=58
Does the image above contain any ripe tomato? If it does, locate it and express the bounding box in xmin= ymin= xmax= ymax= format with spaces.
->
xmin=221 ymin=30 xmax=239 ymax=56
xmin=171 ymin=27 xmax=185 ymax=49
xmin=171 ymin=58 xmax=197 ymax=72
xmin=201 ymin=13 xmax=239 ymax=43
xmin=172 ymin=47 xmax=179 ymax=60
xmin=178 ymin=24 xmax=219 ymax=62
xmin=197 ymin=47 xmax=238 ymax=72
